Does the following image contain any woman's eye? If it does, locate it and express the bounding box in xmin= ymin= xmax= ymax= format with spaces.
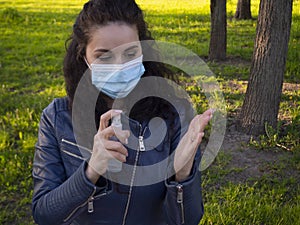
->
xmin=97 ymin=54 xmax=113 ymax=62
xmin=126 ymin=51 xmax=137 ymax=58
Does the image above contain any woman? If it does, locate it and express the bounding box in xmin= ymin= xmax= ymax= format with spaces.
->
xmin=32 ymin=0 xmax=213 ymax=224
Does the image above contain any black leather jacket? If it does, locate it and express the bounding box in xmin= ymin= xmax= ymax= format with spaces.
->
xmin=32 ymin=97 xmax=204 ymax=225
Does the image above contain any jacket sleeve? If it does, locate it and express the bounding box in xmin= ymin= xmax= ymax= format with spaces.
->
xmin=164 ymin=150 xmax=204 ymax=225
xmin=32 ymin=105 xmax=107 ymax=225
xmin=163 ymin=101 xmax=204 ymax=225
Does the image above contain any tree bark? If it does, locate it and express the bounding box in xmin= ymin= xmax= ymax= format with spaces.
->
xmin=237 ymin=0 xmax=293 ymax=135
xmin=209 ymin=0 xmax=227 ymax=61
xmin=234 ymin=0 xmax=252 ymax=20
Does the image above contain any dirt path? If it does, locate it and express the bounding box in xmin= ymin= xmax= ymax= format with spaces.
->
xmin=214 ymin=122 xmax=300 ymax=185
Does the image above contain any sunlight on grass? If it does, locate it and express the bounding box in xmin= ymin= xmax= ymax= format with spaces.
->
xmin=1 ymin=0 xmax=85 ymax=12
xmin=137 ymin=0 xmax=260 ymax=16
xmin=137 ymin=0 xmax=210 ymax=14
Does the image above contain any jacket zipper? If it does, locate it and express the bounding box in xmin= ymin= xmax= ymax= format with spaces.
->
xmin=138 ymin=135 xmax=145 ymax=151
xmin=61 ymin=138 xmax=92 ymax=154
xmin=121 ymin=125 xmax=147 ymax=225
xmin=87 ymin=196 xmax=94 ymax=213
xmin=87 ymin=190 xmax=110 ymax=214
xmin=63 ymin=187 xmax=97 ymax=222
xmin=61 ymin=149 xmax=85 ymax=161
xmin=176 ymin=184 xmax=185 ymax=224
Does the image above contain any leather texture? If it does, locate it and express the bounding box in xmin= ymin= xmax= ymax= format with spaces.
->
xmin=32 ymin=97 xmax=204 ymax=225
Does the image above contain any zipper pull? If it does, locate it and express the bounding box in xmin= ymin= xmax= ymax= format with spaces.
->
xmin=138 ymin=136 xmax=145 ymax=151
xmin=88 ymin=196 xmax=94 ymax=213
xmin=177 ymin=184 xmax=183 ymax=203
xmin=176 ymin=184 xmax=185 ymax=224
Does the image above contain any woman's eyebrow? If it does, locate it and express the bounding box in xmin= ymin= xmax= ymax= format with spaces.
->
xmin=124 ymin=45 xmax=139 ymax=51
xmin=94 ymin=45 xmax=139 ymax=53
xmin=94 ymin=48 xmax=110 ymax=53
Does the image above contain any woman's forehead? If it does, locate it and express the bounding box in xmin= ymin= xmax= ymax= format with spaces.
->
xmin=88 ymin=22 xmax=140 ymax=52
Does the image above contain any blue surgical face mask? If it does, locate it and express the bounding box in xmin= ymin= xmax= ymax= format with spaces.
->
xmin=85 ymin=55 xmax=145 ymax=99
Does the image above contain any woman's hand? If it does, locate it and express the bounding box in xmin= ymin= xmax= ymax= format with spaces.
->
xmin=174 ymin=109 xmax=213 ymax=182
xmin=85 ymin=110 xmax=130 ymax=184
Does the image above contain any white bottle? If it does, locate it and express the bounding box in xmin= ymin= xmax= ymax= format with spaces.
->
xmin=107 ymin=114 xmax=123 ymax=173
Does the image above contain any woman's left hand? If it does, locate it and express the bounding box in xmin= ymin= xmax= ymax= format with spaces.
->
xmin=174 ymin=109 xmax=213 ymax=182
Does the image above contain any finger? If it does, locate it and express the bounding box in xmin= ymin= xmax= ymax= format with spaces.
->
xmin=192 ymin=109 xmax=213 ymax=133
xmin=99 ymin=109 xmax=123 ymax=131
xmin=107 ymin=150 xmax=127 ymax=163
xmin=114 ymin=129 xmax=130 ymax=144
xmin=193 ymin=132 xmax=205 ymax=146
xmin=202 ymin=108 xmax=214 ymax=118
xmin=92 ymin=138 xmax=128 ymax=162
xmin=97 ymin=126 xmax=116 ymax=139
xmin=103 ymin=139 xmax=129 ymax=157
xmin=198 ymin=114 xmax=211 ymax=132
xmin=100 ymin=125 xmax=130 ymax=144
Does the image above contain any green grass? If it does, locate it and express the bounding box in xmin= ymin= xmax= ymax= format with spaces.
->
xmin=138 ymin=0 xmax=300 ymax=82
xmin=200 ymin=150 xmax=300 ymax=225
xmin=201 ymin=181 xmax=300 ymax=224
xmin=0 ymin=0 xmax=299 ymax=224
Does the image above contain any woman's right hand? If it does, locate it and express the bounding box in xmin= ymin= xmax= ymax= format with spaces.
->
xmin=85 ymin=110 xmax=130 ymax=184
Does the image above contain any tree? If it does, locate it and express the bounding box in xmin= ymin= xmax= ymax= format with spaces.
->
xmin=234 ymin=0 xmax=252 ymax=20
xmin=209 ymin=0 xmax=227 ymax=61
xmin=237 ymin=0 xmax=293 ymax=135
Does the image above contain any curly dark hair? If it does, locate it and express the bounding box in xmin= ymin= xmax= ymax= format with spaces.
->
xmin=63 ymin=0 xmax=179 ymax=125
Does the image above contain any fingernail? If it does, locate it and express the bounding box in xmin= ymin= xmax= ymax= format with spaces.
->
xmin=125 ymin=138 xmax=128 ymax=145
xmin=114 ymin=109 xmax=122 ymax=113
xmin=200 ymin=132 xmax=205 ymax=137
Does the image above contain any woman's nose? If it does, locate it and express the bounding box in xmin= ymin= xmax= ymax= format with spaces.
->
xmin=113 ymin=55 xmax=126 ymax=64
xmin=114 ymin=58 xmax=123 ymax=64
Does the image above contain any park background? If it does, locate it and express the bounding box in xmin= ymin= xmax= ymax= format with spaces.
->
xmin=0 ymin=0 xmax=299 ymax=224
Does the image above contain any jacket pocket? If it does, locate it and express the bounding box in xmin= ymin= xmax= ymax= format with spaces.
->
xmin=60 ymin=139 xmax=85 ymax=175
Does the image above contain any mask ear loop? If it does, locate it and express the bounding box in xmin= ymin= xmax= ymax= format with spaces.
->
xmin=84 ymin=56 xmax=92 ymax=70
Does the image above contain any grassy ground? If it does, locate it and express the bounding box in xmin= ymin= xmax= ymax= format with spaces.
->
xmin=0 ymin=0 xmax=299 ymax=224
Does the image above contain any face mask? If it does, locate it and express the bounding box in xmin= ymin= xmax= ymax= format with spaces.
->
xmin=85 ymin=55 xmax=145 ymax=99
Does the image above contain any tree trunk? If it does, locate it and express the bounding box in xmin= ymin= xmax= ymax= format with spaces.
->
xmin=234 ymin=0 xmax=252 ymax=20
xmin=209 ymin=0 xmax=227 ymax=61
xmin=237 ymin=0 xmax=293 ymax=135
